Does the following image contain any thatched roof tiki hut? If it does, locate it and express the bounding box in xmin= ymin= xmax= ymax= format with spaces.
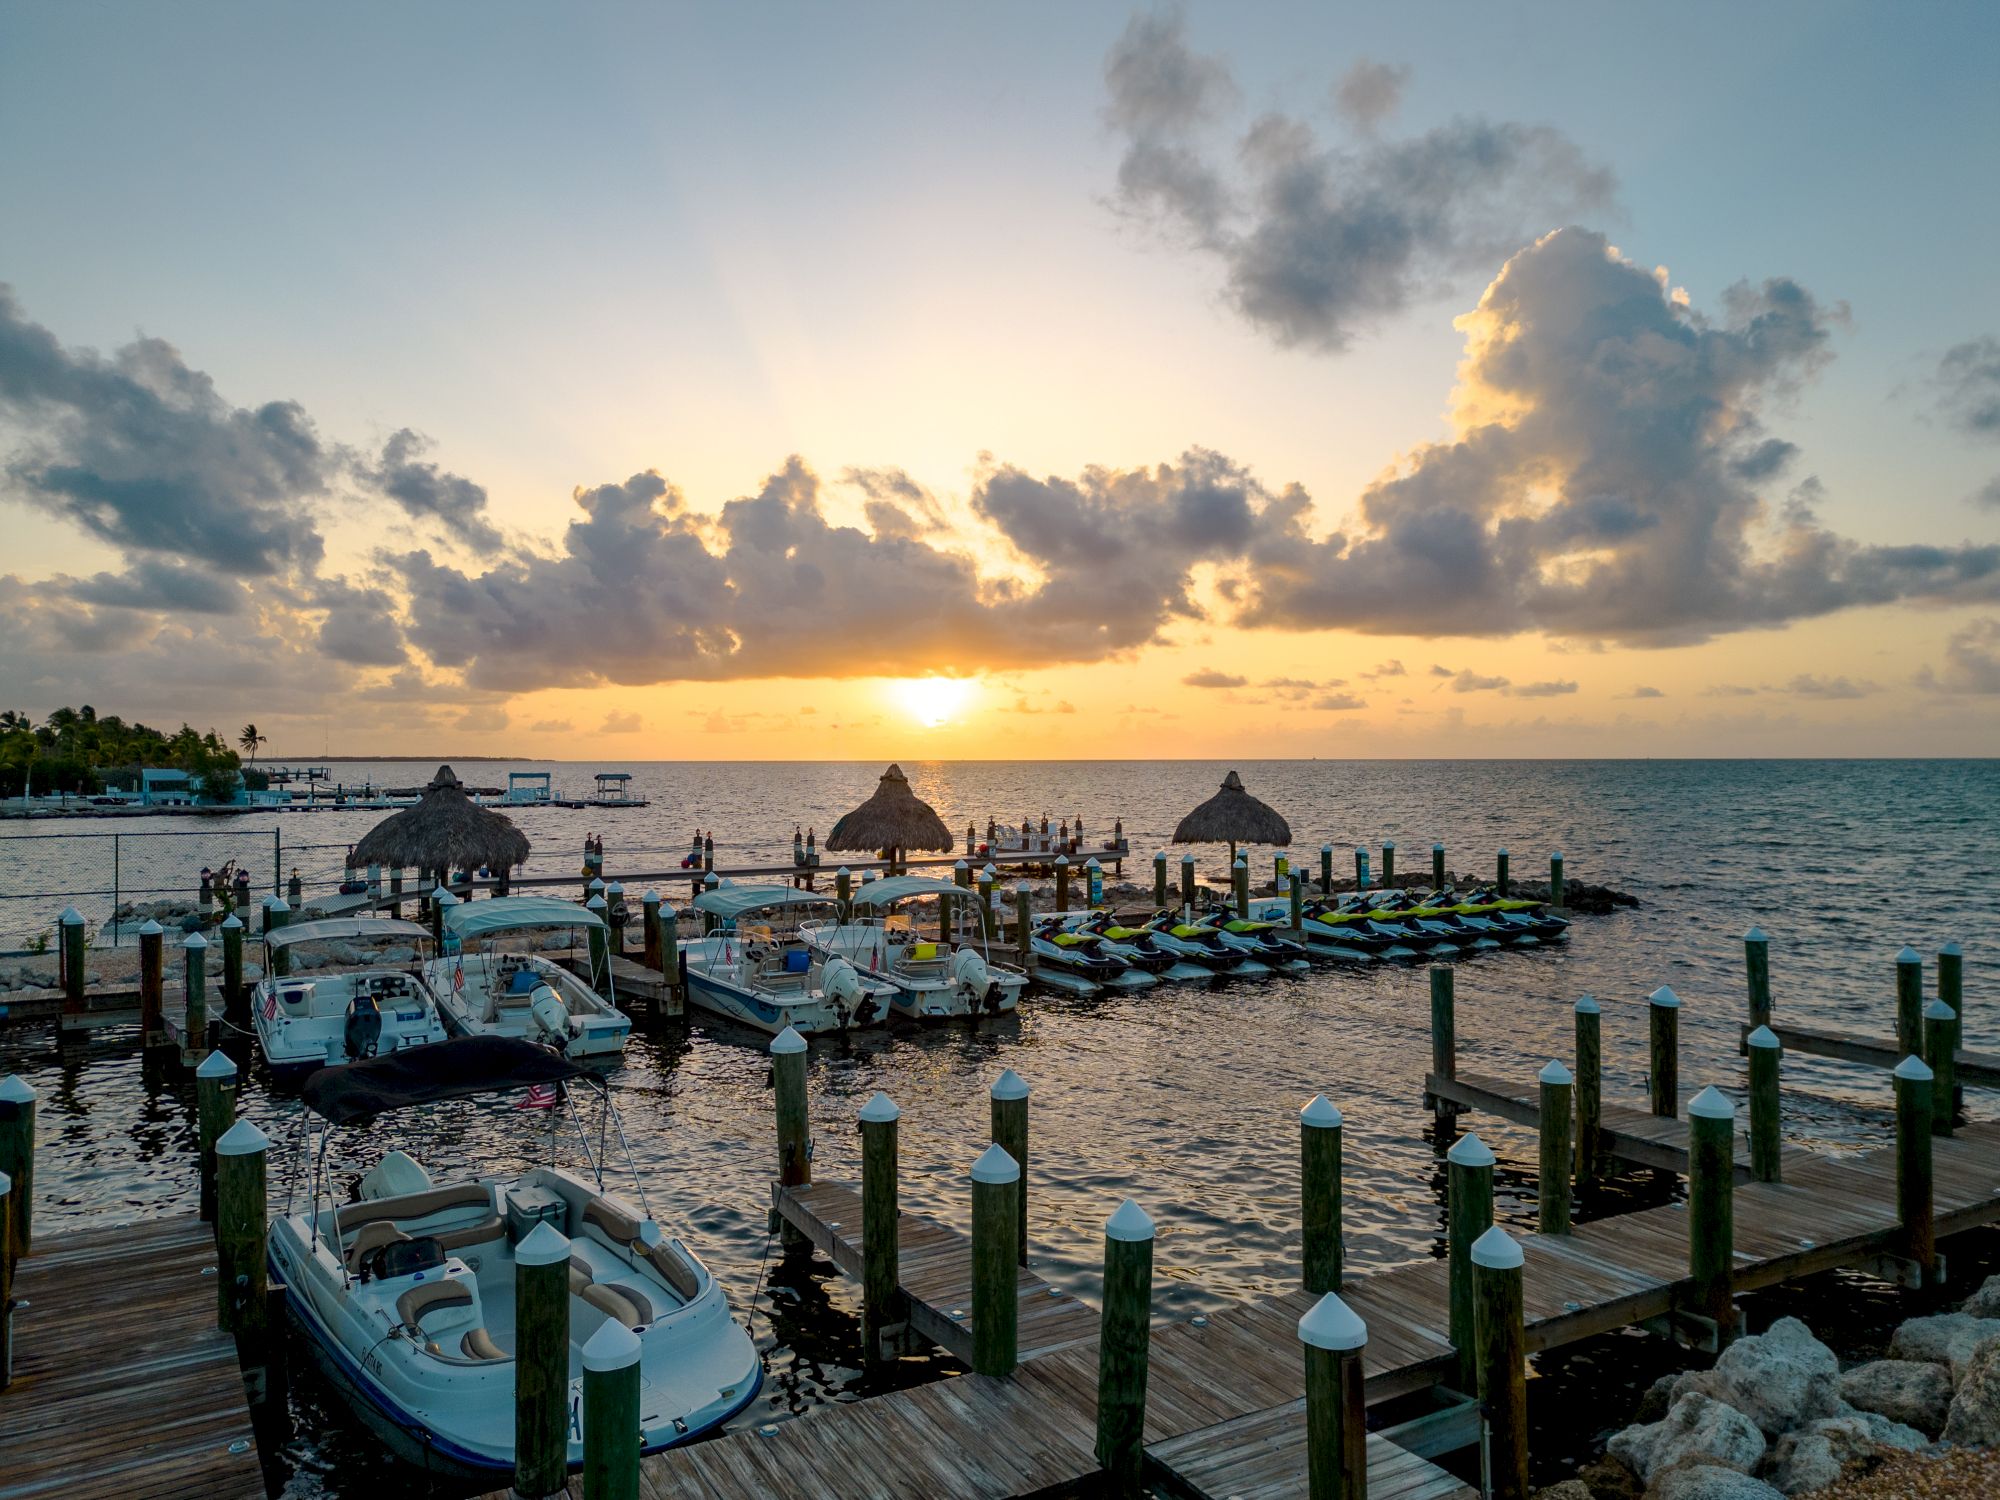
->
xmin=826 ymin=764 xmax=953 ymax=875
xmin=1172 ymin=769 xmax=1292 ymax=864
xmin=348 ymin=765 xmax=532 ymax=896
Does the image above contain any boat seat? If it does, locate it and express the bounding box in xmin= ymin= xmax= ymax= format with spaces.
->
xmin=644 ymin=1241 xmax=701 ymax=1301
xmin=569 ymin=1260 xmax=594 ymax=1296
xmin=345 ymin=1221 xmax=410 ymax=1274
xmin=580 ymin=1197 xmax=642 ymax=1245
xmin=337 ymin=1184 xmax=493 ymax=1234
xmin=398 ymin=1278 xmax=474 ymax=1330
xmin=460 ymin=1327 xmax=508 ymax=1362
xmin=581 ymin=1282 xmax=652 ymax=1327
xmin=434 ymin=1214 xmax=505 ymax=1253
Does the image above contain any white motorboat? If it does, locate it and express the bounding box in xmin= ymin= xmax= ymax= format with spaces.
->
xmin=799 ymin=874 xmax=1027 ymax=1020
xmin=423 ymin=896 xmax=631 ymax=1059
xmin=270 ymin=1036 xmax=761 ymax=1481
xmin=681 ymin=885 xmax=898 ymax=1035
xmin=251 ymin=917 xmax=449 ymax=1079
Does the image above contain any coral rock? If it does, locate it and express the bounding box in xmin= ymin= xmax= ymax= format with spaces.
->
xmin=1704 ymin=1317 xmax=1844 ymax=1437
xmin=1607 ymin=1393 xmax=1765 ymax=1484
xmin=1650 ymin=1464 xmax=1784 ymax=1500
xmin=1888 ymin=1313 xmax=2000 ymax=1384
xmin=1942 ymin=1334 xmax=2000 ymax=1446
xmin=1838 ymin=1359 xmax=1954 ymax=1437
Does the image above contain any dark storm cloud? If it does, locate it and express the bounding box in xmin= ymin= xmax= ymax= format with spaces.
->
xmin=1932 ymin=337 xmax=2000 ymax=439
xmin=64 ymin=558 xmax=249 ymax=615
xmin=362 ymin=429 xmax=503 ymax=549
xmin=313 ymin=579 xmax=407 ymax=667
xmin=1103 ymin=14 xmax=1615 ymax=351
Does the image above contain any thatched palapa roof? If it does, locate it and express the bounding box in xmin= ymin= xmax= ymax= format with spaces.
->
xmin=347 ymin=764 xmax=532 ymax=874
xmin=1172 ymin=770 xmax=1291 ymax=848
xmin=826 ymin=763 xmax=953 ymax=853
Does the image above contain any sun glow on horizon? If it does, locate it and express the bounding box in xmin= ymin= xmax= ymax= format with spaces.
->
xmin=887 ymin=675 xmax=980 ymax=728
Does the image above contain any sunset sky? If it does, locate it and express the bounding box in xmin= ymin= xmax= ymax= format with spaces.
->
xmin=3 ymin=2 xmax=1998 ymax=757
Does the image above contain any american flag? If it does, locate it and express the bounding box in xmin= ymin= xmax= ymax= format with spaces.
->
xmin=260 ymin=991 xmax=278 ymax=1021
xmin=515 ymin=1084 xmax=559 ymax=1110
xmin=452 ymin=960 xmax=465 ymax=993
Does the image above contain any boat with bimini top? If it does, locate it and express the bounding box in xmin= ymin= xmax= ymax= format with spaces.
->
xmin=798 ymin=874 xmax=1027 ymax=1020
xmin=251 ymin=917 xmax=450 ymax=1078
xmin=423 ymin=896 xmax=631 ymax=1058
xmin=681 ymin=884 xmax=900 ymax=1035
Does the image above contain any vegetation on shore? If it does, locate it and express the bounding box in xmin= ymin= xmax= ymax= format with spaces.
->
xmin=0 ymin=704 xmax=256 ymax=801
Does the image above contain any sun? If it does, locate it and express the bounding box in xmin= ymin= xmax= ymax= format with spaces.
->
xmin=887 ymin=675 xmax=979 ymax=728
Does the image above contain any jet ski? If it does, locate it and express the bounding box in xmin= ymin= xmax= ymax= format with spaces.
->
xmin=1449 ymin=887 xmax=1570 ymax=943
xmin=1192 ymin=910 xmax=1311 ymax=971
xmin=1068 ymin=912 xmax=1210 ymax=981
xmin=1139 ymin=912 xmax=1261 ymax=973
xmin=1031 ymin=916 xmax=1151 ymax=991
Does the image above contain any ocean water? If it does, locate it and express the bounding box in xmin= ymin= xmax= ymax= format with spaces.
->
xmin=1 ymin=759 xmax=1994 ymax=1493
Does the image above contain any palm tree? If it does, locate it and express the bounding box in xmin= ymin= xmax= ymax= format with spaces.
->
xmin=239 ymin=723 xmax=266 ymax=763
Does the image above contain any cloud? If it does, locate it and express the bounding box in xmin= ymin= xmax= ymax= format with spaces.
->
xmin=1104 ymin=14 xmax=1615 ymax=350
xmin=1621 ymin=685 xmax=1666 ymax=699
xmin=1704 ymin=683 xmax=1761 ymax=698
xmin=1233 ymin=228 xmax=2000 ymax=644
xmin=361 ymin=429 xmax=502 ymax=549
xmin=1312 ymin=692 xmax=1367 ymax=710
xmin=456 ymin=704 xmax=509 ymax=733
xmin=1512 ymin=679 xmax=1578 ymax=698
xmin=64 ymin=558 xmax=249 ymax=615
xmin=529 ymin=718 xmax=573 ymax=734
xmin=1429 ymin=664 xmax=1454 ymax=677
xmin=1782 ymin=673 xmax=1876 ymax=699
xmin=1010 ymin=697 xmax=1077 ymax=714
xmin=1182 ymin=668 xmax=1247 ymax=688
xmin=1362 ymin=659 xmax=1406 ymax=678
xmin=1449 ymin=670 xmax=1510 ymax=693
xmin=314 ymin=579 xmax=408 ymax=666
xmin=1915 ymin=617 xmax=2000 ymax=694
xmin=848 ymin=466 xmax=948 ymax=540
xmin=1931 ymin=337 xmax=2000 ymax=439
xmin=1975 ymin=477 xmax=2000 ymax=510
xmin=1260 ymin=675 xmax=1343 ymax=701
xmin=599 ymin=710 xmax=642 ymax=733
xmin=1333 ymin=60 xmax=1411 ymax=129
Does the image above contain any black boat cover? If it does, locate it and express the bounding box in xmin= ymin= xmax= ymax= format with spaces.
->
xmin=301 ymin=1034 xmax=583 ymax=1124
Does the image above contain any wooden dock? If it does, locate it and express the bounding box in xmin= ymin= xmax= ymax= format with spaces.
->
xmin=1746 ymin=1020 xmax=2000 ymax=1087
xmin=0 ymin=1216 xmax=263 ymax=1500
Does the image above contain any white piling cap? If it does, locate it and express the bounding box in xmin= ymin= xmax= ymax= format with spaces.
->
xmin=585 ymin=895 xmax=605 ymax=911
xmin=0 ymin=1075 xmax=38 ymax=1104
xmin=1551 ymin=850 xmax=1563 ymax=861
xmin=970 ymin=1142 xmax=1020 ymax=1184
xmin=1941 ymin=941 xmax=1963 ymax=957
xmin=588 ymin=877 xmax=606 ymax=891
xmin=196 ymin=1049 xmax=238 ymax=1080
xmin=607 ymin=880 xmax=624 ymax=893
xmin=954 ymin=859 xmax=969 ymax=871
xmin=59 ymin=905 xmax=84 ymax=925
xmin=1055 ymin=853 xmax=1069 ymax=866
xmin=139 ymin=920 xmax=163 ymax=936
xmin=1688 ymin=1086 xmax=1735 ymax=1120
xmin=1447 ymin=1132 xmax=1495 ymax=1168
xmin=1086 ymin=857 xmax=1102 ymax=869
xmin=268 ymin=897 xmax=290 ymax=913
xmin=1925 ymin=999 xmax=1957 ymax=1021
xmin=432 ymin=883 xmax=449 ymax=898
xmin=215 ymin=1118 xmax=269 ymax=1156
xmin=1154 ymin=850 xmax=1167 ymax=862
xmin=1320 ymin=842 xmax=1334 ymax=852
xmin=437 ymin=889 xmax=461 ymax=907
xmin=770 ymin=1026 xmax=807 ymax=1056
xmin=1895 ymin=1054 xmax=1935 ymax=1082
xmin=1432 ymin=842 xmax=1445 ymax=852
xmin=1539 ymin=1060 xmax=1573 ymax=1086
xmin=1298 ymin=1292 xmax=1368 ymax=1350
xmin=1105 ymin=1198 xmax=1155 ymax=1242
xmin=1745 ymin=926 xmax=1768 ymax=944
xmin=1575 ymin=995 xmax=1600 ymax=1015
xmin=643 ymin=889 xmax=660 ymax=903
xmin=858 ymin=1091 xmax=900 ymax=1124
xmin=515 ymin=1220 xmax=572 ymax=1266
xmin=983 ymin=863 xmax=998 ymax=877
xmin=184 ymin=932 xmax=208 ymax=950
xmin=1384 ymin=840 xmax=1396 ymax=850
xmin=1233 ymin=853 xmax=1247 ymax=867
xmin=991 ymin=1068 xmax=1029 ymax=1101
xmin=1182 ymin=851 xmax=1196 ymax=862
xmin=1746 ymin=1025 xmax=1781 ymax=1050
xmin=1497 ymin=846 xmax=1508 ymax=857
xmin=1649 ymin=985 xmax=1680 ymax=1009
xmin=1300 ymin=1093 xmax=1342 ymax=1129
xmin=1897 ymin=946 xmax=1922 ymax=966
xmin=0 ymin=1170 xmax=9 ymax=1196
xmin=1471 ymin=1225 xmax=1523 ymax=1270
xmin=583 ymin=1317 xmax=642 ymax=1371
xmin=221 ymin=914 xmax=243 ymax=930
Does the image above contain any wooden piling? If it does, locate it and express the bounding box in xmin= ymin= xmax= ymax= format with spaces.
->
xmin=1319 ymin=844 xmax=1333 ymax=896
xmin=772 ymin=1025 xmax=811 ymax=1221
xmin=1446 ymin=1132 xmax=1495 ymax=1388
xmin=582 ymin=1320 xmax=642 ymax=1500
xmin=1549 ymin=851 xmax=1566 ymax=914
xmin=0 ymin=1168 xmax=13 ymax=1390
xmin=586 ymin=895 xmax=610 ymax=991
xmin=1299 ymin=1292 xmax=1368 ymax=1500
xmin=1055 ymin=855 xmax=1070 ymax=915
xmin=1496 ymin=847 xmax=1510 ymax=897
xmin=1087 ymin=855 xmax=1104 ymax=908
xmin=1688 ymin=1086 xmax=1736 ymax=1343
xmin=1014 ymin=885 xmax=1032 ymax=971
xmin=183 ymin=932 xmax=209 ymax=1047
xmin=1896 ymin=947 xmax=1923 ymax=1059
xmin=1942 ymin=940 xmax=1965 ymax=1113
xmin=991 ymin=1070 xmax=1030 ymax=1267
xmin=1233 ymin=855 xmax=1249 ymax=920
xmin=1431 ymin=842 xmax=1446 ymax=892
xmin=220 ymin=914 xmax=245 ymax=1020
xmin=1538 ymin=1060 xmax=1573 ymax=1234
xmin=836 ymin=866 xmax=853 ymax=923
xmin=1744 ymin=927 xmax=1772 ymax=1031
xmin=642 ymin=891 xmax=663 ymax=971
xmin=1895 ymin=1054 xmax=1936 ymax=1281
xmin=0 ymin=1075 xmax=34 ymax=1259
xmin=1301 ymin=1094 xmax=1343 ymax=1293
xmin=1096 ymin=1199 xmax=1155 ymax=1495
xmin=606 ymin=881 xmax=627 ymax=958
xmin=1648 ymin=986 xmax=1680 ymax=1118
xmin=977 ymin=867 xmax=995 ymax=940
xmin=1747 ymin=1025 xmax=1783 ymax=1182
xmin=1925 ymin=1001 xmax=1958 ymax=1139
xmin=1472 ymin=1226 xmax=1528 ymax=1500
xmin=970 ymin=1143 xmax=1020 ymax=1376
xmin=1353 ymin=846 xmax=1368 ymax=893
xmin=214 ymin=1119 xmax=269 ymax=1335
xmin=1574 ymin=997 xmax=1602 ymax=1188
xmin=515 ymin=1221 xmax=572 ymax=1498
xmin=1381 ymin=840 xmax=1395 ymax=891
xmin=1429 ymin=965 xmax=1457 ymax=1124
xmin=265 ymin=898 xmax=290 ymax=975
xmin=1181 ymin=852 xmax=1197 ymax=914
xmin=58 ymin=907 xmax=85 ymax=1025
xmin=388 ymin=866 xmax=403 ymax=917
xmin=859 ymin=1092 xmax=900 ymax=1367
xmin=1153 ymin=851 xmax=1168 ymax=908
xmin=195 ymin=1050 xmax=238 ymax=1224
xmin=1289 ymin=871 xmax=1305 ymax=936
xmin=139 ymin=920 xmax=166 ymax=1050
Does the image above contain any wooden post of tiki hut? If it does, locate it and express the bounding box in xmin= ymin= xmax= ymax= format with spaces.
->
xmin=345 ymin=766 xmax=531 ymax=945
xmin=1171 ymin=770 xmax=1292 ymax=909
xmin=824 ymin=764 xmax=954 ymax=893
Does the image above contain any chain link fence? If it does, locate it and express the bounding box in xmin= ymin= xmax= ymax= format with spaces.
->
xmin=0 ymin=828 xmax=294 ymax=949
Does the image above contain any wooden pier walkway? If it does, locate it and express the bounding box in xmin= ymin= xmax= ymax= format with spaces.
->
xmin=1747 ymin=1020 xmax=2000 ymax=1087
xmin=0 ymin=1216 xmax=263 ymax=1500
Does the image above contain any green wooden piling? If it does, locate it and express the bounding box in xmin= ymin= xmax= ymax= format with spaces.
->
xmin=970 ymin=1143 xmax=1020 ymax=1375
xmin=1496 ymin=847 xmax=1510 ymax=897
xmin=977 ymin=867 xmax=995 ymax=940
xmin=859 ymin=1092 xmax=900 ymax=1367
xmin=1688 ymin=1086 xmax=1736 ymax=1344
xmin=1381 ymin=840 xmax=1396 ymax=891
xmin=1353 ymin=846 xmax=1368 ymax=893
xmin=836 ymin=866 xmax=853 ymax=923
xmin=0 ymin=1076 xmax=34 ymax=1259
xmin=196 ymin=1049 xmax=238 ymax=1224
xmin=1574 ymin=997 xmax=1602 ymax=1188
xmin=1896 ymin=947 xmax=1923 ymax=1059
xmin=1431 ymin=842 xmax=1446 ymax=892
xmin=287 ymin=870 xmax=303 ymax=907
xmin=1648 ymin=986 xmax=1680 ymax=1118
xmin=1182 ymin=852 xmax=1197 ymax=913
xmin=1447 ymin=1132 xmax=1495 ymax=1388
xmin=1055 ymin=855 xmax=1071 ymax=915
xmin=1549 ymin=850 xmax=1566 ymax=913
xmin=1744 ymin=927 xmax=1772 ymax=1031
xmin=515 ymin=1221 xmax=572 ymax=1498
xmin=0 ymin=1169 xmax=13 ymax=1390
xmin=1299 ymin=1292 xmax=1368 ymax=1500
xmin=641 ymin=891 xmax=663 ymax=971
xmin=1301 ymin=1094 xmax=1343 ymax=1293
xmin=1925 ymin=1001 xmax=1957 ymax=1139
xmin=1227 ymin=855 xmax=1244 ymax=919
xmin=215 ymin=1119 xmax=269 ymax=1336
xmin=264 ymin=898 xmax=290 ymax=976
xmin=582 ymin=1320 xmax=641 ymax=1500
xmin=59 ymin=907 xmax=85 ymax=1024
xmin=1941 ymin=941 xmax=1965 ymax=1114
xmin=772 ymin=1023 xmax=810 ymax=1185
xmin=991 ymin=1070 xmax=1029 ymax=1266
xmin=139 ymin=920 xmax=166 ymax=1050
xmin=1153 ymin=851 xmax=1168 ymax=908
xmin=1746 ymin=1026 xmax=1783 ymax=1182
xmin=586 ymin=895 xmax=610 ymax=991
xmin=1894 ymin=1055 xmax=1936 ymax=1283
xmin=1538 ymin=1060 xmax=1574 ymax=1234
xmin=1430 ymin=965 xmax=1457 ymax=1124
xmin=1319 ymin=843 xmax=1333 ymax=895
xmin=606 ymin=882 xmax=626 ymax=958
xmin=1472 ymin=1226 xmax=1528 ymax=1500
xmin=183 ymin=932 xmax=208 ymax=1047
xmin=387 ymin=867 xmax=403 ymax=917
xmin=220 ymin=914 xmax=244 ymax=1019
xmin=1289 ymin=871 xmax=1305 ymax=936
xmin=1087 ymin=856 xmax=1104 ymax=909
xmin=1014 ymin=885 xmax=1032 ymax=970
xmin=1096 ymin=1200 xmax=1155 ymax=1494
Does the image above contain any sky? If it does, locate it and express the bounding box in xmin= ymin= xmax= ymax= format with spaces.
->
xmin=2 ymin=1 xmax=1998 ymax=758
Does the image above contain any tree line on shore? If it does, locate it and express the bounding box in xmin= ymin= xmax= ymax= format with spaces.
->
xmin=0 ymin=704 xmax=267 ymax=801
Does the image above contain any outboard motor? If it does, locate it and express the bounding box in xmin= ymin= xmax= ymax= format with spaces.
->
xmin=528 ymin=984 xmax=572 ymax=1051
xmin=950 ymin=948 xmax=992 ymax=1008
xmin=821 ymin=955 xmax=877 ymax=1027
xmin=344 ymin=989 xmax=383 ymax=1060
